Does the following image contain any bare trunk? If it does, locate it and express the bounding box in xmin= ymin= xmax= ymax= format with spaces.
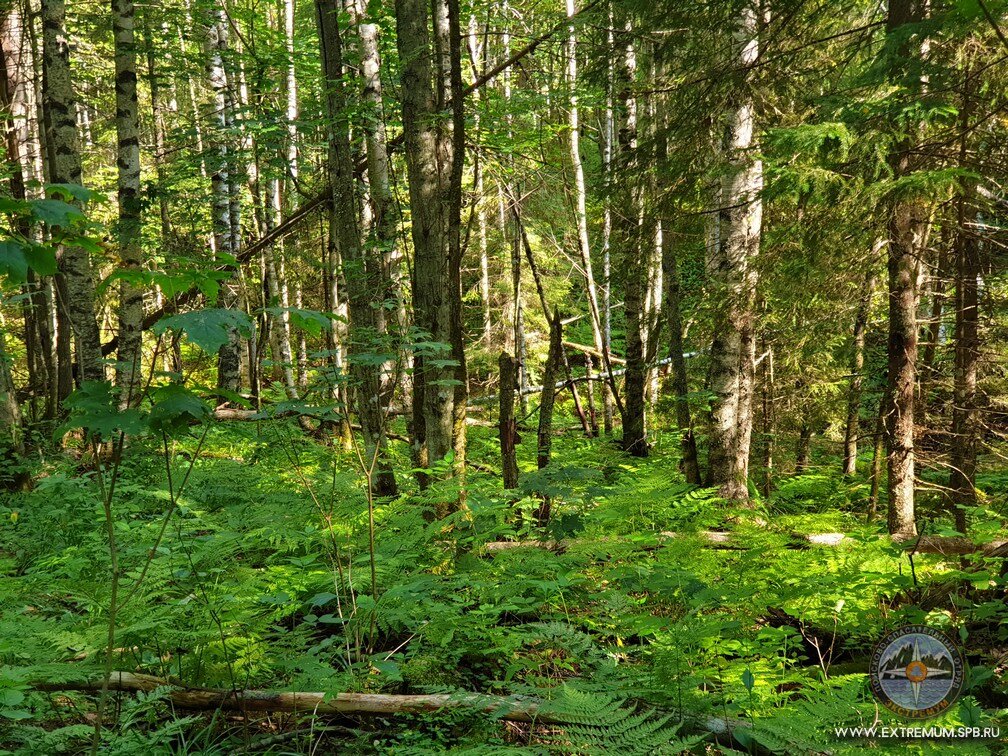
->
xmin=316 ymin=0 xmax=397 ymax=498
xmin=705 ymin=3 xmax=762 ymax=502
xmin=795 ymin=423 xmax=812 ymax=474
xmin=537 ymin=310 xmax=562 ymax=470
xmin=204 ymin=9 xmax=241 ymax=393
xmin=498 ymin=352 xmax=518 ymax=490
xmin=759 ymin=338 xmax=774 ymax=496
xmin=2 ymin=5 xmax=52 ymax=422
xmin=113 ymin=0 xmax=143 ymax=407
xmin=395 ymin=0 xmax=465 ymax=493
xmin=617 ymin=26 xmax=647 ymax=457
xmin=662 ymin=241 xmax=700 ymax=484
xmin=948 ymin=76 xmax=977 ymax=535
xmin=868 ymin=394 xmax=886 ymax=518
xmin=883 ymin=2 xmax=929 ymax=538
xmin=842 ymin=250 xmax=879 ymax=476
xmin=565 ymin=0 xmax=609 ymax=420
xmin=143 ymin=19 xmax=172 ymax=240
xmin=41 ymin=0 xmax=105 ymax=388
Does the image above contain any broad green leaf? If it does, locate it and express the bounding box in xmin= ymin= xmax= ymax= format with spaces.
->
xmin=153 ymin=308 xmax=254 ymax=354
xmin=31 ymin=199 xmax=86 ymax=227
xmin=0 ymin=241 xmax=28 ymax=283
xmin=56 ymin=381 xmax=148 ymax=441
xmin=148 ymin=384 xmax=210 ymax=436
xmin=23 ymin=244 xmax=57 ymax=276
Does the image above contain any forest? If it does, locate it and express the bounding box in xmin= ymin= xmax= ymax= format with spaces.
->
xmin=0 ymin=0 xmax=1007 ymax=752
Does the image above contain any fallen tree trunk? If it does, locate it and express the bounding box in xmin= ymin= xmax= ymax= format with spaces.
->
xmin=31 ymin=671 xmax=748 ymax=740
xmin=35 ymin=672 xmax=552 ymax=722
xmin=480 ymin=531 xmax=1008 ymax=557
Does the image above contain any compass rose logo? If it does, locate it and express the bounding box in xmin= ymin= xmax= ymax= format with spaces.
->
xmin=869 ymin=625 xmax=965 ymax=719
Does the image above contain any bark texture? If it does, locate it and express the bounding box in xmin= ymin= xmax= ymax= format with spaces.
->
xmin=705 ymin=3 xmax=762 ymax=501
xmin=316 ymin=0 xmax=397 ymax=497
xmin=41 ymin=0 xmax=105 ymax=386
xmin=204 ymin=9 xmax=241 ymax=393
xmin=113 ymin=0 xmax=143 ymax=405
xmin=883 ymin=0 xmax=926 ymax=538
xmin=394 ymin=0 xmax=466 ymax=495
xmin=498 ymin=351 xmax=519 ymax=490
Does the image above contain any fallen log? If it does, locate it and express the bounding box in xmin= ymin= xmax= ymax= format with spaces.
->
xmin=31 ymin=671 xmax=748 ymax=740
xmin=35 ymin=672 xmax=553 ymax=723
xmin=480 ymin=532 xmax=1008 ymax=557
xmin=892 ymin=534 xmax=1008 ymax=557
xmin=480 ymin=530 xmax=746 ymax=554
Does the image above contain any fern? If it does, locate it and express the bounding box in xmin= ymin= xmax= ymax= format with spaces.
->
xmin=535 ymin=687 xmax=704 ymax=754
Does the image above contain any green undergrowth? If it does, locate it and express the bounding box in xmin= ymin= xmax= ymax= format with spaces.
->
xmin=0 ymin=422 xmax=1005 ymax=754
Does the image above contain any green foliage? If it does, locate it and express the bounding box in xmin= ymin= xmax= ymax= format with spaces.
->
xmin=153 ymin=308 xmax=255 ymax=354
xmin=1 ymin=421 xmax=1007 ymax=753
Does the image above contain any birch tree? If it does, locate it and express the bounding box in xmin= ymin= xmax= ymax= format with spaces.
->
xmin=113 ymin=0 xmax=143 ymax=405
xmin=705 ymin=2 xmax=762 ymax=501
xmin=40 ymin=0 xmax=105 ymax=387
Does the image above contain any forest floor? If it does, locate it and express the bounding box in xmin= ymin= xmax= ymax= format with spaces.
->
xmin=0 ymin=418 xmax=1006 ymax=754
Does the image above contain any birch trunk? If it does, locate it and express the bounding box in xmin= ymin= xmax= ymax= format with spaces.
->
xmin=705 ymin=2 xmax=762 ymax=502
xmin=113 ymin=0 xmax=143 ymax=406
xmin=564 ymin=0 xmax=607 ymax=412
xmin=1 ymin=5 xmax=52 ymax=421
xmin=40 ymin=0 xmax=105 ymax=386
xmin=467 ymin=14 xmax=491 ymax=346
xmin=204 ymin=8 xmax=241 ymax=392
xmin=346 ymin=0 xmax=405 ymax=402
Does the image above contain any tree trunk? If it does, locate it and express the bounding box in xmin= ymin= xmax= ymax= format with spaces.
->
xmin=948 ymin=75 xmax=978 ymax=535
xmin=598 ymin=0 xmax=615 ymax=435
xmin=868 ymin=394 xmax=886 ymax=519
xmin=0 ymin=327 xmax=26 ymax=489
xmin=316 ymin=0 xmax=397 ymax=498
xmin=883 ymin=0 xmax=925 ymax=539
xmin=842 ymin=251 xmax=879 ymax=476
xmin=142 ymin=19 xmax=171 ymax=240
xmin=759 ymin=338 xmax=774 ymax=496
xmin=41 ymin=0 xmax=105 ymax=387
xmin=113 ymin=0 xmax=143 ymax=407
xmin=0 ymin=9 xmax=27 ymax=468
xmin=499 ymin=352 xmax=519 ymax=490
xmin=395 ymin=0 xmax=466 ymax=494
xmin=537 ymin=310 xmax=562 ymax=472
xmin=564 ymin=0 xmax=610 ymax=430
xmin=662 ymin=241 xmax=700 ymax=484
xmin=347 ymin=0 xmax=401 ymax=350
xmin=1 ymin=4 xmax=52 ymax=423
xmin=616 ymin=25 xmax=647 ymax=457
xmin=795 ymin=423 xmax=812 ymax=474
xmin=705 ymin=2 xmax=762 ymax=502
xmin=920 ymin=240 xmax=947 ymax=377
xmin=203 ymin=8 xmax=241 ymax=393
